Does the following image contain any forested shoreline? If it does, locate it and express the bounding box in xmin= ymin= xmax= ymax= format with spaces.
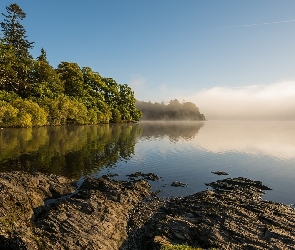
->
xmin=136 ymin=99 xmax=205 ymax=121
xmin=0 ymin=3 xmax=205 ymax=128
xmin=0 ymin=4 xmax=142 ymax=127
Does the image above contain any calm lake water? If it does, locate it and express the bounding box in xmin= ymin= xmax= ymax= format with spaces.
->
xmin=1 ymin=121 xmax=295 ymax=205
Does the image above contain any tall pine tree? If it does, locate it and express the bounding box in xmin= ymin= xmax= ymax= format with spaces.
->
xmin=0 ymin=4 xmax=34 ymax=96
xmin=1 ymin=3 xmax=34 ymax=58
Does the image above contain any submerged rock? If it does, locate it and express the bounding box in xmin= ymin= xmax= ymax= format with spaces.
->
xmin=171 ymin=181 xmax=187 ymax=187
xmin=211 ymin=171 xmax=229 ymax=175
xmin=126 ymin=172 xmax=161 ymax=181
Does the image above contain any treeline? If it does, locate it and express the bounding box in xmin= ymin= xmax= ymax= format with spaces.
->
xmin=136 ymin=99 xmax=206 ymax=121
xmin=0 ymin=4 xmax=141 ymax=127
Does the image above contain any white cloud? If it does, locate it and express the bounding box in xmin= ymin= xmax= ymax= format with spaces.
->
xmin=225 ymin=19 xmax=295 ymax=29
xmin=185 ymin=82 xmax=295 ymax=120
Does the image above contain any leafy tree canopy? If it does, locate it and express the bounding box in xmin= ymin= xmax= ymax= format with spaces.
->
xmin=0 ymin=3 xmax=142 ymax=127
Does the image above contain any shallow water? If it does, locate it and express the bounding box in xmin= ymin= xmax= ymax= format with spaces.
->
xmin=1 ymin=121 xmax=295 ymax=205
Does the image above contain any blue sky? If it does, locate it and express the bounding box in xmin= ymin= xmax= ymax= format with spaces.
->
xmin=1 ymin=1 xmax=295 ymax=119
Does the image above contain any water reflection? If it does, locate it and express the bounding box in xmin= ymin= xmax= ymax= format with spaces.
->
xmin=139 ymin=121 xmax=204 ymax=142
xmin=0 ymin=124 xmax=142 ymax=179
xmin=1 ymin=121 xmax=295 ymax=204
xmin=193 ymin=121 xmax=295 ymax=159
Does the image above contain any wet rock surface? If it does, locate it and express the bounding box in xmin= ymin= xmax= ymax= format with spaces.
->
xmin=122 ymin=177 xmax=295 ymax=250
xmin=0 ymin=171 xmax=75 ymax=249
xmin=211 ymin=171 xmax=229 ymax=175
xmin=126 ymin=172 xmax=161 ymax=181
xmin=171 ymin=181 xmax=188 ymax=187
xmin=0 ymin=172 xmax=295 ymax=250
xmin=0 ymin=172 xmax=151 ymax=250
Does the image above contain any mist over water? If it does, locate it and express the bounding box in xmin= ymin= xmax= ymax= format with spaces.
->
xmin=107 ymin=121 xmax=295 ymax=204
xmin=185 ymin=82 xmax=295 ymax=120
xmin=1 ymin=122 xmax=295 ymax=204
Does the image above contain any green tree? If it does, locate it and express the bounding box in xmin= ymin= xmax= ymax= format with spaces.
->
xmin=101 ymin=77 xmax=120 ymax=109
xmin=36 ymin=47 xmax=48 ymax=63
xmin=82 ymin=67 xmax=106 ymax=94
xmin=118 ymin=84 xmax=142 ymax=121
xmin=1 ymin=3 xmax=33 ymax=57
xmin=56 ymin=62 xmax=84 ymax=97
xmin=30 ymin=49 xmax=64 ymax=98
xmin=0 ymin=4 xmax=34 ymax=97
xmin=0 ymin=100 xmax=18 ymax=127
xmin=0 ymin=42 xmax=18 ymax=91
xmin=11 ymin=98 xmax=48 ymax=126
xmin=39 ymin=95 xmax=71 ymax=125
xmin=0 ymin=90 xmax=19 ymax=102
xmin=0 ymin=39 xmax=33 ymax=95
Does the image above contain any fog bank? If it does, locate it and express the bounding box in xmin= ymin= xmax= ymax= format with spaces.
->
xmin=186 ymin=82 xmax=295 ymax=120
xmin=192 ymin=121 xmax=295 ymax=160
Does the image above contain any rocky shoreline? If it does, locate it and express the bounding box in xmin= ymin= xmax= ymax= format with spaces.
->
xmin=0 ymin=172 xmax=295 ymax=249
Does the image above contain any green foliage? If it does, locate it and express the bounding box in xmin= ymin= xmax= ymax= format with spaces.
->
xmin=17 ymin=110 xmax=32 ymax=127
xmin=31 ymin=51 xmax=64 ymax=98
xmin=0 ymin=97 xmax=48 ymax=127
xmin=82 ymin=66 xmax=106 ymax=94
xmin=56 ymin=62 xmax=84 ymax=98
xmin=0 ymin=3 xmax=143 ymax=127
xmin=39 ymin=95 xmax=72 ymax=125
xmin=0 ymin=4 xmax=34 ymax=97
xmin=136 ymin=99 xmax=206 ymax=121
xmin=111 ymin=108 xmax=122 ymax=123
xmin=0 ymin=90 xmax=19 ymax=102
xmin=11 ymin=99 xmax=47 ymax=126
xmin=0 ymin=100 xmax=18 ymax=127
xmin=36 ymin=47 xmax=48 ymax=63
xmin=0 ymin=40 xmax=34 ymax=96
xmin=0 ymin=3 xmax=34 ymax=57
xmin=87 ymin=108 xmax=99 ymax=124
xmin=66 ymin=98 xmax=88 ymax=124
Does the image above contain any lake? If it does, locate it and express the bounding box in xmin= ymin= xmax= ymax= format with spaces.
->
xmin=1 ymin=121 xmax=295 ymax=205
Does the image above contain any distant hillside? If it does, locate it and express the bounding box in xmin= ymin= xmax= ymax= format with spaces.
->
xmin=136 ymin=99 xmax=206 ymax=121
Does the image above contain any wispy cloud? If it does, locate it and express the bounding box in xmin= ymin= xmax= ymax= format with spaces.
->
xmin=185 ymin=82 xmax=295 ymax=120
xmin=223 ymin=19 xmax=295 ymax=29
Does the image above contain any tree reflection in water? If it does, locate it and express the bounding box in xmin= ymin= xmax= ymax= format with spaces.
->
xmin=0 ymin=122 xmax=204 ymax=179
xmin=138 ymin=121 xmax=204 ymax=142
xmin=0 ymin=124 xmax=142 ymax=179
